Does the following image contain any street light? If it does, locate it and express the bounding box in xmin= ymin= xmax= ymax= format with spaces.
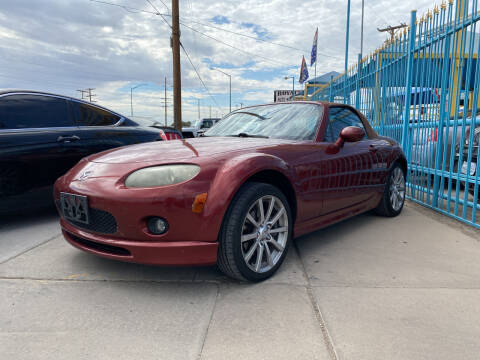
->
xmin=211 ymin=67 xmax=231 ymax=113
xmin=130 ymin=83 xmax=148 ymax=117
xmin=284 ymin=76 xmax=295 ymax=101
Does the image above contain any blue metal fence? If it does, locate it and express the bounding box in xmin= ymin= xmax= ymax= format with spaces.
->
xmin=308 ymin=0 xmax=480 ymax=228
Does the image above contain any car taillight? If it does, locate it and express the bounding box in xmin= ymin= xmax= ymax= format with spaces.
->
xmin=159 ymin=130 xmax=168 ymax=141
xmin=428 ymin=129 xmax=438 ymax=142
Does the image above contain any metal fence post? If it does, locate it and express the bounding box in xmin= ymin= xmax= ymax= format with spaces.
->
xmin=344 ymin=0 xmax=351 ymax=104
xmin=356 ymin=53 xmax=361 ymax=108
xmin=401 ymin=10 xmax=417 ymax=163
xmin=329 ymin=75 xmax=334 ymax=102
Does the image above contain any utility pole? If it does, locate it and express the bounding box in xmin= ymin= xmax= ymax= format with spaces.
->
xmin=377 ymin=23 xmax=408 ymax=42
xmin=172 ymin=0 xmax=182 ymax=131
xmin=86 ymin=88 xmax=96 ymax=103
xmin=164 ymin=77 xmax=168 ymax=126
xmin=76 ymin=89 xmax=87 ymax=100
xmin=197 ymin=99 xmax=200 ymax=121
xmin=77 ymin=89 xmax=96 ymax=102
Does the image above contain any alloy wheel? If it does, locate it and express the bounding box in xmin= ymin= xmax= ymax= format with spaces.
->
xmin=390 ymin=167 xmax=406 ymax=211
xmin=240 ymin=195 xmax=289 ymax=273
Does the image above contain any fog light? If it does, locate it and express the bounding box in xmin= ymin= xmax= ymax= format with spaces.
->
xmin=147 ymin=217 xmax=169 ymax=235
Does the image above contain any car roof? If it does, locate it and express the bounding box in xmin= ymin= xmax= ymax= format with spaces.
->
xmin=0 ymin=89 xmax=129 ymax=121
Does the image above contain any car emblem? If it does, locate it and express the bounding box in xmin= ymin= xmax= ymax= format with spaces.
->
xmin=78 ymin=170 xmax=93 ymax=181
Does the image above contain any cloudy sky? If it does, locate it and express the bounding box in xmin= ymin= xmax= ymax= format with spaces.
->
xmin=0 ymin=0 xmax=436 ymax=125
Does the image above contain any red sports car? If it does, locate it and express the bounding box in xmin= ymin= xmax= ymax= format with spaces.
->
xmin=54 ymin=102 xmax=407 ymax=281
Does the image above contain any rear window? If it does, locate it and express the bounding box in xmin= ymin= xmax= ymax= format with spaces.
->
xmin=0 ymin=94 xmax=71 ymax=129
xmin=74 ymin=102 xmax=120 ymax=126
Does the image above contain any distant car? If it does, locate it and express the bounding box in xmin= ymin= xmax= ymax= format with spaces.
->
xmin=410 ymin=116 xmax=469 ymax=174
xmin=455 ymin=126 xmax=480 ymax=195
xmin=134 ymin=120 xmax=183 ymax=140
xmin=0 ymin=90 xmax=162 ymax=198
xmin=182 ymin=118 xmax=220 ymax=138
xmin=54 ymin=102 xmax=407 ymax=282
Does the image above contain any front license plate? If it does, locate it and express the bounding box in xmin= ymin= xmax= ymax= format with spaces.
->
xmin=60 ymin=192 xmax=89 ymax=224
xmin=461 ymin=161 xmax=477 ymax=176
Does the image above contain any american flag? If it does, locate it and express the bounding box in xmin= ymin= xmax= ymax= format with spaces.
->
xmin=311 ymin=28 xmax=318 ymax=66
xmin=299 ymin=56 xmax=309 ymax=84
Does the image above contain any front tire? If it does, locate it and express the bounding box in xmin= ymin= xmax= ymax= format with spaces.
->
xmin=217 ymin=182 xmax=292 ymax=282
xmin=374 ymin=163 xmax=406 ymax=217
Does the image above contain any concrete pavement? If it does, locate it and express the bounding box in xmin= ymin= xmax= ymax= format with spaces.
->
xmin=1 ymin=202 xmax=479 ymax=360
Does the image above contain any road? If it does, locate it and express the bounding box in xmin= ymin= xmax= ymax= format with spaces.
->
xmin=1 ymin=202 xmax=480 ymax=360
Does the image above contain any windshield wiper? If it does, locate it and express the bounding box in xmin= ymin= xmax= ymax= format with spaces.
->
xmin=233 ymin=111 xmax=267 ymax=120
xmin=228 ymin=132 xmax=269 ymax=138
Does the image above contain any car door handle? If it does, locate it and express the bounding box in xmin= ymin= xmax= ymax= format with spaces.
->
xmin=57 ymin=135 xmax=80 ymax=143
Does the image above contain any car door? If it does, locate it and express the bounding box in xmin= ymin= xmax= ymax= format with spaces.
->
xmin=70 ymin=100 xmax=136 ymax=157
xmin=0 ymin=93 xmax=79 ymax=196
xmin=320 ymin=106 xmax=383 ymax=214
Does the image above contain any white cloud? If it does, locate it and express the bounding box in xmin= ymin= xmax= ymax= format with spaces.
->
xmin=0 ymin=0 xmax=438 ymax=123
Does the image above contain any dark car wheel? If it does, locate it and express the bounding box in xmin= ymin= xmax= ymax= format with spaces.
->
xmin=374 ymin=163 xmax=406 ymax=217
xmin=217 ymin=182 xmax=292 ymax=282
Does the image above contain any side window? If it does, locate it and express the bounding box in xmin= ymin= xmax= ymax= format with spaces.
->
xmin=324 ymin=107 xmax=366 ymax=142
xmin=74 ymin=102 xmax=120 ymax=126
xmin=0 ymin=94 xmax=71 ymax=129
xmin=201 ymin=120 xmax=213 ymax=129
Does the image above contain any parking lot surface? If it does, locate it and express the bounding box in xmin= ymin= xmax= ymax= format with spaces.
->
xmin=1 ymin=202 xmax=480 ymax=360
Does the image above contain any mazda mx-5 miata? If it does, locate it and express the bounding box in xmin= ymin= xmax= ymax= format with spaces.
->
xmin=55 ymin=102 xmax=407 ymax=281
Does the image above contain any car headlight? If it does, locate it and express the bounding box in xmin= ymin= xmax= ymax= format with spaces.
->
xmin=125 ymin=165 xmax=200 ymax=188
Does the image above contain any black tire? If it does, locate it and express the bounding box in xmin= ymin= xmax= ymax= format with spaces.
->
xmin=374 ymin=162 xmax=406 ymax=217
xmin=217 ymin=182 xmax=292 ymax=282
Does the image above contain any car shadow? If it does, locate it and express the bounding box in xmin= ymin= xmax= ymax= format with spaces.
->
xmin=0 ymin=186 xmax=59 ymax=227
xmin=58 ymin=212 xmax=380 ymax=285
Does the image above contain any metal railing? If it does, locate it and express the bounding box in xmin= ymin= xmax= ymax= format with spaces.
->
xmin=308 ymin=0 xmax=480 ymax=228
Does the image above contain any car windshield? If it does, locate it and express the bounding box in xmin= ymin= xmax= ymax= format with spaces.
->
xmin=204 ymin=103 xmax=322 ymax=141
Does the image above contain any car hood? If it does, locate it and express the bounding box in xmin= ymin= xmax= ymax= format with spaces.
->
xmin=88 ymin=137 xmax=293 ymax=164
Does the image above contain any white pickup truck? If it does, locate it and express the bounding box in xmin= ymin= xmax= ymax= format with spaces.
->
xmin=182 ymin=118 xmax=220 ymax=138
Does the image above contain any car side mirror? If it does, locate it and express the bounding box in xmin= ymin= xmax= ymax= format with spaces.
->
xmin=339 ymin=126 xmax=365 ymax=144
xmin=326 ymin=126 xmax=365 ymax=154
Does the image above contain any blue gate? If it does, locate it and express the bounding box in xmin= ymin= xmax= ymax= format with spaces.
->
xmin=308 ymin=0 xmax=480 ymax=228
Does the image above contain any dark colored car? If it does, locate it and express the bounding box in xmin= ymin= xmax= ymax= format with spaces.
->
xmin=0 ymin=90 xmax=162 ymax=198
xmin=54 ymin=102 xmax=407 ymax=281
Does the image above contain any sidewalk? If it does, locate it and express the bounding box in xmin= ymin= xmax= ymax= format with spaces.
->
xmin=1 ymin=202 xmax=479 ymax=360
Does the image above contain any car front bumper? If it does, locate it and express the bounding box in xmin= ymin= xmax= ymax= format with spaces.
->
xmin=61 ymin=219 xmax=218 ymax=265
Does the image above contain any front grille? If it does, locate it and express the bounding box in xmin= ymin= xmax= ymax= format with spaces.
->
xmin=58 ymin=201 xmax=118 ymax=234
xmin=68 ymin=233 xmax=130 ymax=256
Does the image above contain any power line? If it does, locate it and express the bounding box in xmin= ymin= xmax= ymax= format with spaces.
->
xmin=88 ymin=0 xmax=340 ymax=61
xmin=181 ymin=22 xmax=291 ymax=67
xmin=180 ymin=42 xmax=221 ymax=110
xmin=88 ymin=0 xmax=155 ymax=14
xmin=155 ymin=0 xmax=170 ymax=11
xmin=179 ymin=18 xmax=340 ymax=59
xmin=145 ymin=0 xmax=171 ymax=29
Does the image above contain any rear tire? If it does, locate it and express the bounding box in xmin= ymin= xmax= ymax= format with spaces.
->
xmin=374 ymin=163 xmax=406 ymax=217
xmin=217 ymin=182 xmax=292 ymax=282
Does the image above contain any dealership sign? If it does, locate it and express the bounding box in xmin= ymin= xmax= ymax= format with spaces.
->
xmin=274 ymin=90 xmax=304 ymax=102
